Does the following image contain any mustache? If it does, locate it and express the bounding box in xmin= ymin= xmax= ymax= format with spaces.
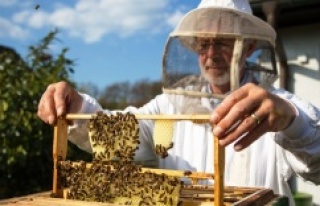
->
xmin=204 ymin=57 xmax=229 ymax=68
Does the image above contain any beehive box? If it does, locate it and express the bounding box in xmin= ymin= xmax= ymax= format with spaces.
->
xmin=0 ymin=188 xmax=287 ymax=206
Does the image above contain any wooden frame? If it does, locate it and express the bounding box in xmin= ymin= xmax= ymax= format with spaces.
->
xmin=49 ymin=113 xmax=285 ymax=206
xmin=52 ymin=114 xmax=225 ymax=206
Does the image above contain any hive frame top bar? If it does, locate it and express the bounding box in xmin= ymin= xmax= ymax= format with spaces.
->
xmin=65 ymin=113 xmax=211 ymax=121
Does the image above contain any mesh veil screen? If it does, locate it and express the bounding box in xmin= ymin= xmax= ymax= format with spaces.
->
xmin=161 ymin=7 xmax=277 ymax=114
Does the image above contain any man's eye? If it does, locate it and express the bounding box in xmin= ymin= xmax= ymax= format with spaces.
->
xmin=219 ymin=42 xmax=233 ymax=47
xmin=202 ymin=41 xmax=212 ymax=46
xmin=199 ymin=44 xmax=208 ymax=48
xmin=216 ymin=42 xmax=226 ymax=47
xmin=197 ymin=43 xmax=208 ymax=50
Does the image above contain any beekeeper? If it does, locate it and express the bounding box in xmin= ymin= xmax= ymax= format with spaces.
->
xmin=37 ymin=0 xmax=320 ymax=205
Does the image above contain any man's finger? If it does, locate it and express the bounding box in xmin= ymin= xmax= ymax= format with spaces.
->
xmin=233 ymin=119 xmax=268 ymax=151
xmin=211 ymin=86 xmax=248 ymax=124
xmin=53 ymin=82 xmax=71 ymax=116
xmin=41 ymin=91 xmax=57 ymax=124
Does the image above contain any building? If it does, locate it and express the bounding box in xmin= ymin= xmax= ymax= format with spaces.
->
xmin=250 ymin=0 xmax=320 ymax=205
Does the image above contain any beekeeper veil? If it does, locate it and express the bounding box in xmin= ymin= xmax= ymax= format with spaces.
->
xmin=162 ymin=0 xmax=278 ymax=114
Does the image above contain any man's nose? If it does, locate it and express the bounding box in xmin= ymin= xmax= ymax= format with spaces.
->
xmin=206 ymin=45 xmax=218 ymax=57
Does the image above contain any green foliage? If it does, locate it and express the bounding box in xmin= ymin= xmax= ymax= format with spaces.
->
xmin=0 ymin=28 xmax=162 ymax=199
xmin=0 ymin=29 xmax=77 ymax=198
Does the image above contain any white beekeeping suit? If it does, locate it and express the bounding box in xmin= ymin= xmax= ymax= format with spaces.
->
xmin=68 ymin=1 xmax=320 ymax=205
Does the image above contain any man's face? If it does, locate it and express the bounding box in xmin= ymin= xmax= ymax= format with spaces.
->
xmin=196 ymin=38 xmax=235 ymax=86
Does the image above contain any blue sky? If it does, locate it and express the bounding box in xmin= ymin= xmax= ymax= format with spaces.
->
xmin=0 ymin=0 xmax=200 ymax=89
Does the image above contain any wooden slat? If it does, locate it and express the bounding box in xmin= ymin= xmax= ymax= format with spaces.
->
xmin=0 ymin=197 xmax=217 ymax=206
xmin=0 ymin=192 xmax=50 ymax=205
xmin=61 ymin=161 xmax=214 ymax=180
xmin=52 ymin=117 xmax=68 ymax=198
xmin=0 ymin=188 xmax=278 ymax=206
xmin=182 ymin=185 xmax=264 ymax=194
xmin=233 ymin=189 xmax=276 ymax=206
xmin=214 ymin=135 xmax=225 ymax=206
xmin=230 ymin=38 xmax=243 ymax=91
xmin=3 ymin=197 xmax=120 ymax=206
xmin=65 ymin=114 xmax=211 ymax=121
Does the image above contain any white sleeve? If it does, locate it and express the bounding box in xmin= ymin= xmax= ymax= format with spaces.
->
xmin=68 ymin=93 xmax=103 ymax=153
xmin=273 ymin=88 xmax=320 ymax=184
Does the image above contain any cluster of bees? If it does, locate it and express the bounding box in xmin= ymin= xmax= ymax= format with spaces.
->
xmin=88 ymin=111 xmax=140 ymax=162
xmin=59 ymin=160 xmax=182 ymax=205
xmin=59 ymin=111 xmax=183 ymax=205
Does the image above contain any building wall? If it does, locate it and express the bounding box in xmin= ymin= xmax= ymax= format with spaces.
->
xmin=278 ymin=23 xmax=320 ymax=205
xmin=279 ymin=24 xmax=320 ymax=106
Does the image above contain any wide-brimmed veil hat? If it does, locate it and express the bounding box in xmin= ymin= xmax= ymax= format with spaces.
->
xmin=162 ymin=0 xmax=278 ymax=114
xmin=197 ymin=0 xmax=252 ymax=13
xmin=171 ymin=0 xmax=276 ymax=53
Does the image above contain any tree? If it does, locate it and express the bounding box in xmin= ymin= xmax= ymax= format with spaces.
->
xmin=99 ymin=81 xmax=130 ymax=109
xmin=98 ymin=80 xmax=162 ymax=109
xmin=129 ymin=79 xmax=162 ymax=107
xmin=0 ymin=29 xmax=162 ymax=199
xmin=78 ymin=82 xmax=100 ymax=98
xmin=0 ymin=29 xmax=81 ymax=199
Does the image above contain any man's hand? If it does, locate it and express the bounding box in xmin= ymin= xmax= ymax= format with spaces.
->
xmin=37 ymin=81 xmax=83 ymax=125
xmin=209 ymin=83 xmax=296 ymax=151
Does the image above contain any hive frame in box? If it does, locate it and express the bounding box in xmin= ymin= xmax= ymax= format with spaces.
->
xmin=52 ymin=113 xmax=225 ymax=205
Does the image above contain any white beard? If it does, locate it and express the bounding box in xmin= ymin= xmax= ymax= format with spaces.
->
xmin=199 ymin=61 xmax=230 ymax=86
